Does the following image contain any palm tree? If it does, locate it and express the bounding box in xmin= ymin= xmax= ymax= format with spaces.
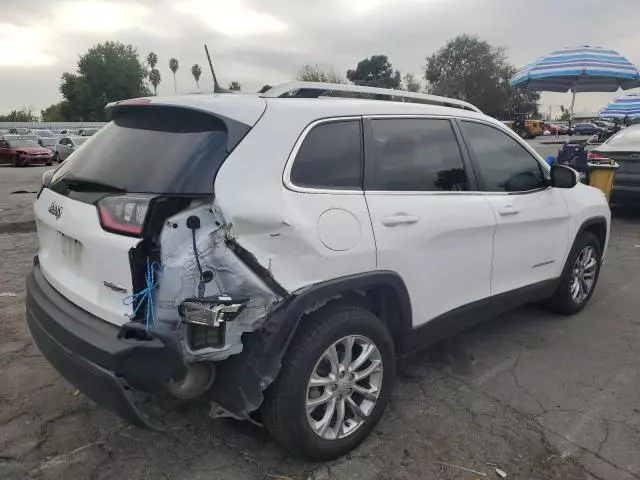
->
xmin=169 ymin=58 xmax=179 ymax=93
xmin=191 ymin=64 xmax=202 ymax=88
xmin=228 ymin=81 xmax=241 ymax=91
xmin=147 ymin=52 xmax=158 ymax=70
xmin=149 ymin=69 xmax=161 ymax=95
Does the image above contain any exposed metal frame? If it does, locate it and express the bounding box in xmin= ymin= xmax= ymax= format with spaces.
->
xmin=263 ymin=82 xmax=482 ymax=113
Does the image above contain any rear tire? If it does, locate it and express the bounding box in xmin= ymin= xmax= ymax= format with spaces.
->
xmin=262 ymin=304 xmax=395 ymax=461
xmin=549 ymin=232 xmax=602 ymax=315
xmin=54 ymin=152 xmax=60 ymax=163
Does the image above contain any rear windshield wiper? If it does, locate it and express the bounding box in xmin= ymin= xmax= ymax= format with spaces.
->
xmin=57 ymin=176 xmax=126 ymax=193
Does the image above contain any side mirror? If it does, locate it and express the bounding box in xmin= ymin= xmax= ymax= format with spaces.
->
xmin=551 ymin=165 xmax=578 ymax=189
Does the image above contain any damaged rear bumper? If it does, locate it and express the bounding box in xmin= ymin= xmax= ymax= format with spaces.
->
xmin=26 ymin=259 xmax=187 ymax=428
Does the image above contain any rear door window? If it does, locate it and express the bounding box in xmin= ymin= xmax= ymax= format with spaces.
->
xmin=367 ymin=118 xmax=469 ymax=191
xmin=290 ymin=120 xmax=362 ymax=189
xmin=52 ymin=107 xmax=232 ymax=195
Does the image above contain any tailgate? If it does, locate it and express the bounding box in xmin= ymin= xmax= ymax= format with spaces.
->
xmin=35 ymin=188 xmax=139 ymax=326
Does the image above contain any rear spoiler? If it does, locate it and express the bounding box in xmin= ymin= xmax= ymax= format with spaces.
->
xmin=104 ymin=101 xmax=253 ymax=152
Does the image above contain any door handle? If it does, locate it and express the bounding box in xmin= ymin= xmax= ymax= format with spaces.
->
xmin=381 ymin=214 xmax=419 ymax=227
xmin=498 ymin=205 xmax=520 ymax=216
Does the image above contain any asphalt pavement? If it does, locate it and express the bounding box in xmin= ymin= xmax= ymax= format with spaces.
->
xmin=0 ymin=159 xmax=639 ymax=480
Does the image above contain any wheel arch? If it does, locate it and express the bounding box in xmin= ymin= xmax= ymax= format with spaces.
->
xmin=577 ymin=216 xmax=608 ymax=251
xmin=209 ymin=271 xmax=413 ymax=419
xmin=279 ymin=271 xmax=413 ymax=356
xmin=559 ymin=215 xmax=608 ymax=277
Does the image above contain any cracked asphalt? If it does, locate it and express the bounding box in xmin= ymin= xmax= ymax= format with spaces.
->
xmin=1 ymin=162 xmax=639 ymax=480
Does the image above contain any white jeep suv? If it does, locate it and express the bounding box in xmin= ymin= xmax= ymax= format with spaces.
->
xmin=26 ymin=82 xmax=610 ymax=460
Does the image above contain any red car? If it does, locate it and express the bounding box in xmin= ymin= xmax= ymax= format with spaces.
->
xmin=0 ymin=137 xmax=53 ymax=167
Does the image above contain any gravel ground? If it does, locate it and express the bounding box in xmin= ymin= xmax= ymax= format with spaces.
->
xmin=1 ymin=164 xmax=639 ymax=480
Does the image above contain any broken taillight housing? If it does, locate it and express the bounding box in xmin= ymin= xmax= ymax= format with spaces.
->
xmin=97 ymin=195 xmax=152 ymax=237
xmin=180 ymin=297 xmax=248 ymax=351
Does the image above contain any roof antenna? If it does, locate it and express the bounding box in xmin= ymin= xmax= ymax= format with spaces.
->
xmin=204 ymin=44 xmax=227 ymax=93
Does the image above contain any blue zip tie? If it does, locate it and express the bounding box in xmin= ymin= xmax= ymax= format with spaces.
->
xmin=123 ymin=257 xmax=163 ymax=331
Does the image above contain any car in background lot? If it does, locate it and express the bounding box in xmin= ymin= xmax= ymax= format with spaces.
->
xmin=573 ymin=123 xmax=603 ymax=136
xmin=59 ymin=129 xmax=78 ymax=136
xmin=542 ymin=123 xmax=567 ymax=135
xmin=0 ymin=136 xmax=53 ymax=167
xmin=54 ymin=136 xmax=89 ymax=162
xmin=592 ymin=120 xmax=615 ymax=130
xmin=590 ymin=124 xmax=640 ymax=203
xmin=78 ymin=128 xmax=99 ymax=136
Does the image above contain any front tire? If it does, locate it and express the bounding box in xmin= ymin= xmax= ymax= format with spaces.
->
xmin=549 ymin=232 xmax=602 ymax=315
xmin=53 ymin=152 xmax=60 ymax=163
xmin=10 ymin=154 xmax=20 ymax=167
xmin=262 ymin=304 xmax=395 ymax=461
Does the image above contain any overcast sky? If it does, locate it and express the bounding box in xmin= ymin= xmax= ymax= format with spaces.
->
xmin=2 ymin=0 xmax=640 ymax=118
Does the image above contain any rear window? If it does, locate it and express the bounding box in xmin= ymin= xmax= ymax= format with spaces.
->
xmin=605 ymin=126 xmax=640 ymax=147
xmin=52 ymin=107 xmax=231 ymax=194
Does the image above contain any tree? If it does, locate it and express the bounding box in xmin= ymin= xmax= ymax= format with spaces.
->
xmin=258 ymin=84 xmax=272 ymax=93
xmin=169 ymin=58 xmax=179 ymax=93
xmin=228 ymin=81 xmax=241 ymax=91
xmin=191 ymin=64 xmax=202 ymax=88
xmin=424 ymin=35 xmax=539 ymax=118
xmin=0 ymin=107 xmax=39 ymax=122
xmin=403 ymin=73 xmax=421 ymax=92
xmin=41 ymin=103 xmax=70 ymax=122
xmin=297 ymin=64 xmax=345 ymax=83
xmin=59 ymin=41 xmax=150 ymax=121
xmin=146 ymin=52 xmax=158 ymax=70
xmin=346 ymin=55 xmax=401 ymax=89
xmin=149 ymin=69 xmax=161 ymax=95
xmin=558 ymin=105 xmax=571 ymax=122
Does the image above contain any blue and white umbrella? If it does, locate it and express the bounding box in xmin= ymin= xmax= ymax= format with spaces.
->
xmin=511 ymin=46 xmax=640 ymax=92
xmin=599 ymin=93 xmax=640 ymax=119
xmin=510 ymin=46 xmax=640 ymax=122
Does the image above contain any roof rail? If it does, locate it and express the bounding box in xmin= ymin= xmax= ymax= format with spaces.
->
xmin=262 ymin=82 xmax=482 ymax=113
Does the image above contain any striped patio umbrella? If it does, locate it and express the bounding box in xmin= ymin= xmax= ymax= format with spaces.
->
xmin=510 ymin=46 xmax=640 ymax=122
xmin=599 ymin=93 xmax=640 ymax=119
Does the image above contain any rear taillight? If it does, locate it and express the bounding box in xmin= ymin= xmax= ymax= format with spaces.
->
xmin=97 ymin=195 xmax=152 ymax=236
xmin=587 ymin=151 xmax=612 ymax=163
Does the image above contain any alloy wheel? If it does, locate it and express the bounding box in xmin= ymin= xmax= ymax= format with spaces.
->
xmin=305 ymin=335 xmax=383 ymax=440
xmin=570 ymin=245 xmax=597 ymax=304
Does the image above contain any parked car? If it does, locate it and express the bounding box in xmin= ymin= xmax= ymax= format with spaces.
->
xmin=543 ymin=123 xmax=567 ymax=135
xmin=573 ymin=123 xmax=603 ymax=136
xmin=0 ymin=136 xmax=53 ymax=167
xmin=38 ymin=136 xmax=59 ymax=152
xmin=592 ymin=120 xmax=615 ymax=130
xmin=54 ymin=136 xmax=89 ymax=162
xmin=590 ymin=124 xmax=640 ymax=203
xmin=27 ymin=83 xmax=610 ymax=461
xmin=27 ymin=129 xmax=55 ymax=137
xmin=78 ymin=128 xmax=99 ymax=136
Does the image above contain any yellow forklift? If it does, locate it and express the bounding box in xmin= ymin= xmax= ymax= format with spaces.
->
xmin=511 ymin=113 xmax=543 ymax=139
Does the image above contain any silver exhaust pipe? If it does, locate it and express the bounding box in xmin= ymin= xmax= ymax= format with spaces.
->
xmin=168 ymin=363 xmax=215 ymax=399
